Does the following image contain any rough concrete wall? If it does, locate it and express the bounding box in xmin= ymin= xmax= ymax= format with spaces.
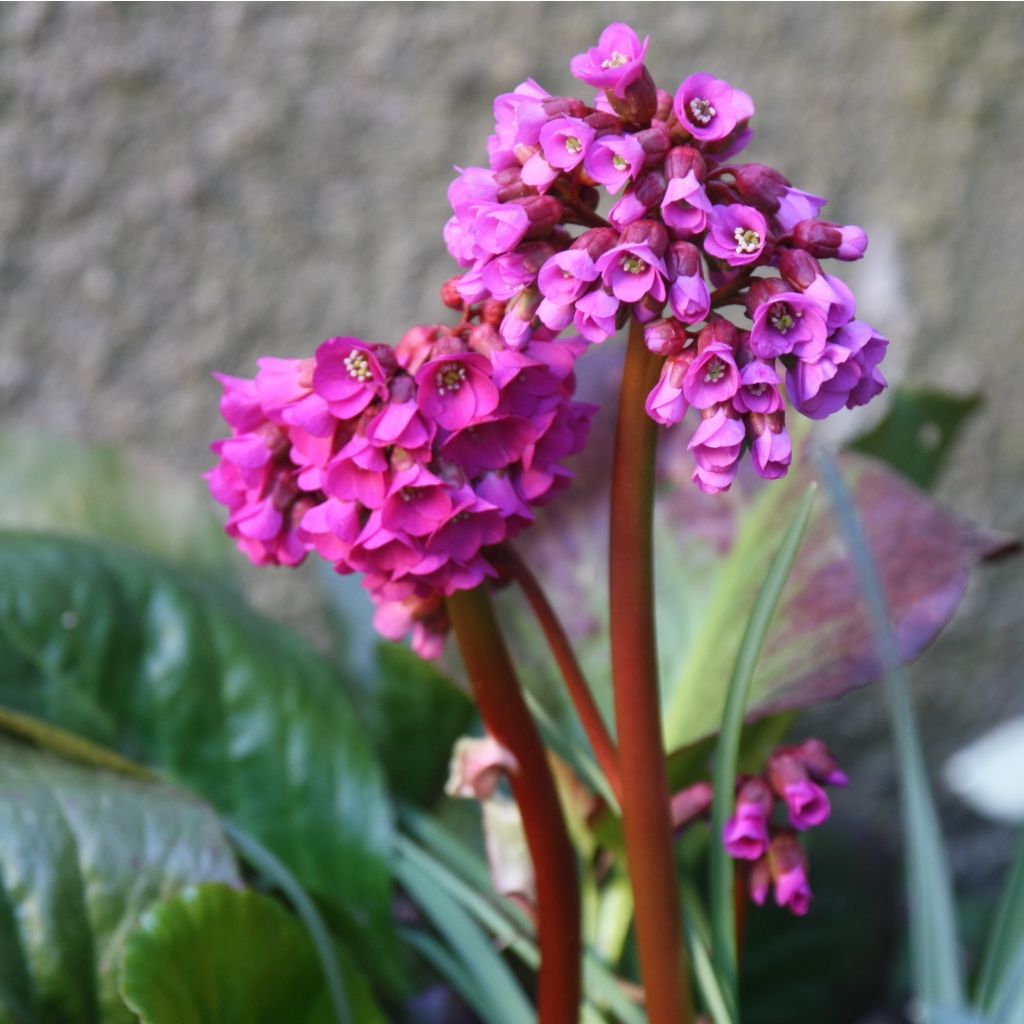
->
xmin=1 ymin=3 xmax=1022 ymax=874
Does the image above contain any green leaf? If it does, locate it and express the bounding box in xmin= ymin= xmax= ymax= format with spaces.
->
xmin=847 ymin=388 xmax=982 ymax=490
xmin=366 ymin=644 xmax=475 ymax=807
xmin=991 ymin=940 xmax=1024 ymax=1024
xmin=0 ymin=532 xmax=394 ymax=973
xmin=977 ymin=837 xmax=1024 ymax=1011
xmin=0 ymin=432 xmax=230 ymax=575
xmin=708 ymin=485 xmax=816 ymax=1016
xmin=119 ymin=884 xmax=384 ymax=1024
xmin=813 ymin=444 xmax=965 ymax=1014
xmin=0 ymin=735 xmax=241 ymax=1024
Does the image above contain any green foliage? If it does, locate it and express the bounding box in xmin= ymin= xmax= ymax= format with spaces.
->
xmin=848 ymin=388 xmax=982 ymax=491
xmin=0 ymin=736 xmax=240 ymax=1024
xmin=0 ymin=532 xmax=394 ymax=972
xmin=119 ymin=884 xmax=385 ymax=1024
xmin=0 ymin=432 xmax=230 ymax=575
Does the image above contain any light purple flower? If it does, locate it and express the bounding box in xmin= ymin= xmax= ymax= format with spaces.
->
xmin=750 ymin=291 xmax=828 ymax=359
xmin=669 ymin=271 xmax=711 ymax=325
xmin=538 ymin=250 xmax=599 ymax=305
xmin=415 ymin=353 xmax=500 ymax=431
xmin=776 ymin=187 xmax=828 ymax=231
xmin=490 ymin=79 xmax=551 ymax=168
xmin=539 ymin=116 xmax=595 ymax=171
xmin=448 ymin=166 xmax=498 ymax=220
xmin=472 ymin=202 xmax=530 ymax=256
xmin=769 ymin=832 xmax=812 ymax=916
xmin=683 ymin=341 xmax=739 ymax=409
xmin=750 ymin=419 xmax=792 ymax=480
xmin=803 ymin=272 xmax=857 ymax=331
xmin=688 ymin=406 xmax=745 ymax=493
xmin=570 ymin=22 xmax=650 ymax=98
xmin=767 ymin=749 xmax=831 ymax=830
xmin=645 ymin=351 xmax=693 ymax=427
xmin=723 ymin=778 xmax=774 ymax=860
xmin=661 ymin=171 xmax=713 ymax=236
xmin=703 ymin=204 xmax=769 ymax=267
xmin=595 ymin=243 xmax=668 ymax=304
xmin=792 ymin=218 xmax=868 ymax=261
xmin=674 ymin=72 xmax=755 ymax=143
xmin=574 ymin=287 xmax=620 ymax=343
xmin=583 ymin=135 xmax=645 ymax=194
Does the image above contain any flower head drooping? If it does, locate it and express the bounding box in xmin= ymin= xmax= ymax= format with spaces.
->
xmin=437 ymin=21 xmax=887 ymax=492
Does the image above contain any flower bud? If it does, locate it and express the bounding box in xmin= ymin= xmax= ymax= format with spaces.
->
xmin=793 ymin=738 xmax=849 ymax=788
xmin=665 ymin=240 xmax=702 ymax=281
xmin=494 ymin=165 xmax=538 ymax=202
xmin=440 ymin=276 xmax=466 ymax=311
xmin=670 ymin=781 xmax=714 ymax=832
xmin=634 ymin=124 xmax=671 ymax=168
xmin=606 ymin=65 xmax=658 ymax=125
xmin=696 ymin=317 xmax=738 ymax=354
xmin=468 ymin=322 xmax=502 ymax=355
xmin=749 ymin=856 xmax=771 ymax=906
xmin=480 ymin=298 xmax=507 ymax=327
xmin=743 ymin=276 xmax=790 ymax=318
xmin=620 ymin=218 xmax=668 ymax=258
xmin=664 ymin=145 xmax=707 ymax=183
xmin=792 ymin=219 xmax=868 ymax=261
xmin=644 ymin=317 xmax=688 ymax=356
xmin=654 ymin=88 xmax=674 ymax=123
xmin=778 ymin=247 xmax=822 ymax=291
xmin=609 ymin=171 xmax=667 ymax=228
xmin=768 ymin=830 xmax=812 ymax=916
xmin=510 ymin=194 xmax=564 ymax=238
xmin=396 ymin=324 xmax=441 ymax=374
xmin=732 ymin=163 xmax=791 ymax=211
xmin=767 ymin=748 xmax=831 ymax=830
xmin=583 ymin=110 xmax=624 ymax=136
xmin=570 ymin=226 xmax=621 ymax=260
xmin=541 ymin=95 xmax=589 ymax=120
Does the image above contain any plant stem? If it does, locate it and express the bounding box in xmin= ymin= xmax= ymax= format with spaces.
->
xmin=493 ymin=544 xmax=622 ymax=805
xmin=609 ymin=318 xmax=693 ymax=1024
xmin=447 ymin=586 xmax=582 ymax=1024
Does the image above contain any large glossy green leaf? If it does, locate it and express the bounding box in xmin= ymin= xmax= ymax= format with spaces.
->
xmin=0 ymin=736 xmax=241 ymax=1024
xmin=848 ymin=388 xmax=982 ymax=491
xmin=0 ymin=531 xmax=393 ymax=965
xmin=119 ymin=884 xmax=386 ymax=1024
xmin=0 ymin=432 xmax=230 ymax=575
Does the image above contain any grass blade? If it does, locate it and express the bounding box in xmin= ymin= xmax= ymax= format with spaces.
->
xmin=977 ymin=837 xmax=1024 ymax=1011
xmin=223 ymin=820 xmax=352 ymax=1024
xmin=992 ymin=940 xmax=1024 ymax=1024
xmin=708 ymin=483 xmax=817 ymax=1013
xmin=812 ymin=444 xmax=964 ymax=1014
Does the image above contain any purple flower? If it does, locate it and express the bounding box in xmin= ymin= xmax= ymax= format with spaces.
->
xmin=661 ymin=171 xmax=713 ymax=236
xmin=776 ymin=187 xmax=828 ymax=231
xmin=490 ymin=79 xmax=550 ymax=168
xmin=583 ymin=135 xmax=645 ymax=194
xmin=787 ymin=320 xmax=888 ymax=420
xmin=539 ymin=116 xmax=595 ymax=171
xmin=645 ymin=351 xmax=693 ymax=427
xmin=733 ymin=359 xmax=783 ymax=415
xmin=312 ymin=337 xmax=389 ymax=420
xmin=595 ymin=243 xmax=668 ymax=304
xmin=481 ymin=243 xmax=552 ymax=301
xmin=472 ymin=202 xmax=530 ymax=256
xmin=769 ymin=831 xmax=812 ymax=916
xmin=674 ymin=73 xmax=755 ymax=143
xmin=382 ymin=464 xmax=453 ymax=538
xmin=723 ymin=778 xmax=774 ymax=860
xmin=793 ymin=738 xmax=849 ymax=788
xmin=570 ymin=22 xmax=650 ymax=98
xmin=703 ymin=204 xmax=769 ymax=267
xmin=767 ymin=749 xmax=831 ymax=830
xmin=750 ymin=291 xmax=828 ymax=359
xmin=254 ymin=357 xmax=334 ymax=437
xmin=688 ymin=406 xmax=745 ymax=494
xmin=669 ymin=271 xmax=711 ymax=325
xmin=682 ymin=341 xmax=739 ymax=409
xmin=448 ymin=166 xmax=498 ymax=220
xmin=803 ymin=272 xmax=857 ymax=331
xmin=441 ymin=415 xmax=538 ymax=478
xmin=415 ymin=353 xmax=500 ymax=431
xmin=792 ymin=218 xmax=868 ymax=261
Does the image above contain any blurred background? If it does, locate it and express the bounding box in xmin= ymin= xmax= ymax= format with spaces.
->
xmin=1 ymin=0 xmax=1021 ymax=983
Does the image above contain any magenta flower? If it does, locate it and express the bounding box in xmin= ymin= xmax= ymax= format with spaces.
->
xmin=583 ymin=135 xmax=645 ymax=194
xmin=472 ymin=202 xmax=531 ymax=256
xmin=703 ymin=204 xmax=769 ymax=267
xmin=767 ymin=749 xmax=831 ymax=830
xmin=802 ymin=271 xmax=857 ymax=331
xmin=381 ymin=464 xmax=454 ymax=538
xmin=312 ymin=337 xmax=389 ymax=420
xmin=769 ymin=831 xmax=812 ymax=916
xmin=792 ymin=218 xmax=868 ymax=261
xmin=595 ymin=243 xmax=668 ymax=304
xmin=661 ymin=171 xmax=713 ymax=236
xmin=670 ymin=781 xmax=714 ymax=832
xmin=415 ymin=353 xmax=500 ymax=431
xmin=793 ymin=739 xmax=850 ymax=788
xmin=254 ymin=357 xmax=334 ymax=437
xmin=683 ymin=341 xmax=739 ymax=409
xmin=749 ymin=413 xmax=792 ymax=480
xmin=688 ymin=406 xmax=745 ymax=494
xmin=776 ymin=187 xmax=828 ymax=231
xmin=723 ymin=778 xmax=774 ymax=860
xmin=673 ymin=72 xmax=754 ymax=143
xmin=441 ymin=415 xmax=538 ymax=478
xmin=539 ymin=116 xmax=595 ymax=171
xmin=750 ymin=291 xmax=828 ymax=360
xmin=570 ymin=22 xmax=649 ymax=98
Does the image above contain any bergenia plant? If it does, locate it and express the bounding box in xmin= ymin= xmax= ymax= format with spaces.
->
xmin=202 ymin=21 xmax=1002 ymax=1024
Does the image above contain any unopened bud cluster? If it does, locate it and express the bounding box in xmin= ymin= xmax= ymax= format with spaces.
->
xmin=443 ymin=22 xmax=888 ymax=493
xmin=206 ymin=320 xmax=594 ymax=656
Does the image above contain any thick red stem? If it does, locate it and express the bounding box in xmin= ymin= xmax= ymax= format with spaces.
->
xmin=609 ymin=319 xmax=693 ymax=1024
xmin=447 ymin=586 xmax=581 ymax=1024
xmin=494 ymin=544 xmax=622 ymax=804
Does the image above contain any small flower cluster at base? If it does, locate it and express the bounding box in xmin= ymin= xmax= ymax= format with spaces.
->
xmin=721 ymin=738 xmax=847 ymax=916
xmin=443 ymin=21 xmax=888 ymax=493
xmin=207 ymin=324 xmax=595 ymax=658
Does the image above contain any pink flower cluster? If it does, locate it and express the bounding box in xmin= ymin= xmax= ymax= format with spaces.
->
xmin=443 ymin=21 xmax=888 ymax=493
xmin=207 ymin=326 xmax=594 ymax=657
xmin=722 ymin=739 xmax=848 ymax=915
